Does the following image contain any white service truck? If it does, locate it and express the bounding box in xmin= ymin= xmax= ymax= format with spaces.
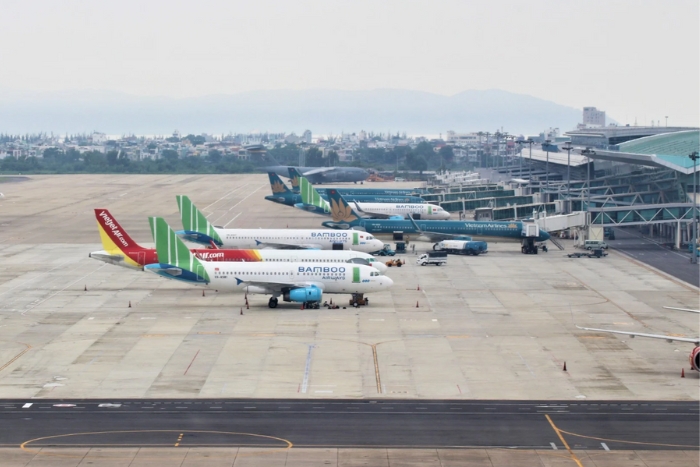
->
xmin=416 ymin=251 xmax=448 ymax=266
xmin=434 ymin=239 xmax=488 ymax=255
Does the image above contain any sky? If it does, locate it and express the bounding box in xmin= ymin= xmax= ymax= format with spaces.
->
xmin=0 ymin=0 xmax=698 ymax=127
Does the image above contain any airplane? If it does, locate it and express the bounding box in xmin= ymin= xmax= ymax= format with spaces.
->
xmin=264 ymin=163 xmax=369 ymax=184
xmin=576 ymin=307 xmax=700 ymax=371
xmin=88 ymin=208 xmax=388 ymax=273
xmin=265 ymin=172 xmax=426 ymax=207
xmin=146 ymin=217 xmax=393 ymax=308
xmin=295 ymin=176 xmax=450 ymax=220
xmin=287 ymin=168 xmax=417 ymax=196
xmin=176 ymin=195 xmax=385 ymax=253
xmin=320 ymin=189 xmax=552 ymax=254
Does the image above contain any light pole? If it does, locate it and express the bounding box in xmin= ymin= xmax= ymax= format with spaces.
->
xmin=582 ymin=148 xmax=595 ymax=223
xmin=665 ymin=116 xmax=668 ymax=127
xmin=526 ymin=139 xmax=534 ymax=181
xmin=544 ymin=139 xmax=551 ymax=196
xmin=562 ymin=142 xmax=573 ymax=212
xmin=690 ymin=151 xmax=699 ymax=263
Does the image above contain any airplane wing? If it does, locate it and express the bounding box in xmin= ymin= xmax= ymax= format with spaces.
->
xmin=406 ymin=214 xmax=463 ymax=242
xmin=254 ymin=240 xmax=322 ymax=250
xmin=663 ymin=306 xmax=700 ymax=314
xmin=301 ymin=167 xmax=335 ymax=176
xmin=576 ymin=325 xmax=699 ymax=345
xmin=352 ymin=202 xmax=392 ymax=219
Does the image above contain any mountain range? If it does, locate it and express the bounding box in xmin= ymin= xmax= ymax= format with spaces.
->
xmin=0 ymin=88 xmax=584 ymax=136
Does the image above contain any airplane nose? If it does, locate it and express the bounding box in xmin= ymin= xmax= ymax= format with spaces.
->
xmin=373 ymin=262 xmax=388 ymax=274
xmin=381 ymin=276 xmax=394 ymax=288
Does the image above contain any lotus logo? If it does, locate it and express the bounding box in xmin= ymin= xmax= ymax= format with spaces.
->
xmin=331 ymin=198 xmax=357 ymax=223
xmin=291 ymin=175 xmax=300 ymax=188
xmin=271 ymin=181 xmax=286 ymax=193
xmin=508 ymin=223 xmax=517 ymax=228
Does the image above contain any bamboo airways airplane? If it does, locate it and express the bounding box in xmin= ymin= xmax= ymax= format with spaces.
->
xmin=294 ymin=176 xmax=450 ymax=220
xmin=265 ymin=172 xmax=425 ymax=207
xmin=89 ymin=209 xmax=388 ymax=273
xmin=321 ymin=189 xmax=552 ymax=254
xmin=146 ymin=217 xmax=393 ymax=308
xmin=176 ymin=195 xmax=384 ymax=253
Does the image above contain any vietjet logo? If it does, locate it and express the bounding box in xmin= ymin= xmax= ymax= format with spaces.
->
xmin=99 ymin=211 xmax=129 ymax=247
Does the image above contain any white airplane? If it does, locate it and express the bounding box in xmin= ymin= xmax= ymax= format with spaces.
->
xmin=147 ymin=217 xmax=393 ymax=308
xmin=176 ymin=195 xmax=384 ymax=253
xmin=90 ymin=208 xmax=387 ymax=273
xmin=577 ymin=312 xmax=700 ymax=372
xmin=296 ymin=177 xmax=450 ymax=220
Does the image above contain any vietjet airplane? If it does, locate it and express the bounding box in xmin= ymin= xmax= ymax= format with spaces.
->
xmin=296 ymin=176 xmax=450 ymax=220
xmin=89 ymin=209 xmax=388 ymax=273
xmin=147 ymin=217 xmax=393 ymax=308
xmin=176 ymin=195 xmax=384 ymax=253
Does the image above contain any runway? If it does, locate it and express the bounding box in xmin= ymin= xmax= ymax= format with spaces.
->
xmin=2 ymin=399 xmax=697 ymax=451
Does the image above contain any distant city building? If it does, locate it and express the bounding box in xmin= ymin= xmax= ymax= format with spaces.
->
xmin=580 ymin=107 xmax=606 ymax=128
xmin=445 ymin=131 xmax=480 ymax=147
xmin=302 ymin=130 xmax=312 ymax=144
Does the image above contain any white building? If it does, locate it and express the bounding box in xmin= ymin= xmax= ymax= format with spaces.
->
xmin=446 ymin=131 xmax=480 ymax=147
xmin=302 ymin=130 xmax=312 ymax=144
xmin=582 ymin=107 xmax=606 ymax=128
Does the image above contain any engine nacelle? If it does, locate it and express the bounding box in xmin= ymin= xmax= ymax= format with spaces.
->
xmin=690 ymin=347 xmax=700 ymax=371
xmin=285 ymin=287 xmax=323 ymax=303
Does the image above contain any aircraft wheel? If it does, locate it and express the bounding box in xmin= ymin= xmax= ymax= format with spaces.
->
xmin=353 ymin=301 xmax=359 ymax=307
xmin=268 ymin=297 xmax=278 ymax=308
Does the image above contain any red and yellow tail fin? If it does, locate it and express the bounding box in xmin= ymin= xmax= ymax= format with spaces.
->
xmin=94 ymin=209 xmax=144 ymax=268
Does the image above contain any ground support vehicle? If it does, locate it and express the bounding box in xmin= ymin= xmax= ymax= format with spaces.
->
xmin=416 ymin=252 xmax=448 ymax=266
xmin=433 ymin=240 xmax=487 ymax=255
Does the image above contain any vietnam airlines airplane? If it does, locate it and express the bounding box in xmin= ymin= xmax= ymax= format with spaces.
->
xmin=265 ymin=172 xmax=425 ymax=207
xmin=295 ymin=176 xmax=450 ymax=220
xmin=89 ymin=209 xmax=388 ymax=273
xmin=287 ymin=168 xmax=418 ymax=196
xmin=176 ymin=195 xmax=384 ymax=253
xmin=321 ymin=189 xmax=551 ymax=253
xmin=147 ymin=217 xmax=393 ymax=308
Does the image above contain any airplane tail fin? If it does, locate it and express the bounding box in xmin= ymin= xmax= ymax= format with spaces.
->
xmin=176 ymin=195 xmax=223 ymax=246
xmin=287 ymin=167 xmax=302 ymax=192
xmin=323 ymin=188 xmax=362 ymax=227
xmin=268 ymin=172 xmax=293 ymax=195
xmin=94 ymin=209 xmax=146 ymax=254
xmin=299 ymin=177 xmax=330 ymax=213
xmin=148 ymin=216 xmax=210 ymax=283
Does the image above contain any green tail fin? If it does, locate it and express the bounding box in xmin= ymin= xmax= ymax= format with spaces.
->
xmin=149 ymin=216 xmax=210 ymax=282
xmin=299 ymin=177 xmax=330 ymax=213
xmin=176 ymin=195 xmax=223 ymax=245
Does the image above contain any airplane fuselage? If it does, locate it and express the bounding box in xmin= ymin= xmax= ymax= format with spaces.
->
xmin=265 ymin=193 xmax=425 ymax=207
xmin=322 ymin=219 xmax=551 ymax=242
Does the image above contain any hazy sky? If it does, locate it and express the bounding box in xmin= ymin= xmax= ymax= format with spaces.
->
xmin=1 ymin=0 xmax=698 ymax=126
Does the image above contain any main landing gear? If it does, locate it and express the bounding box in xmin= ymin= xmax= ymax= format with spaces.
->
xmin=521 ymin=238 xmax=538 ymax=255
xmin=268 ymin=297 xmax=278 ymax=308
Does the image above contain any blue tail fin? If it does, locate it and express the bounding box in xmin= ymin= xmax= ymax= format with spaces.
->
xmin=268 ymin=172 xmax=292 ymax=194
xmin=321 ymin=189 xmax=362 ymax=229
xmin=287 ymin=167 xmax=302 ymax=192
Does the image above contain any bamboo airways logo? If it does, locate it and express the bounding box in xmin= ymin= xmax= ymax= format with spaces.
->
xmin=99 ymin=210 xmax=129 ymax=247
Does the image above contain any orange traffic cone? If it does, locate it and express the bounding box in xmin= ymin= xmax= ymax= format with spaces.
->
xmin=128 ymin=301 xmax=131 ymax=308
xmin=563 ymin=362 xmax=567 ymax=371
xmin=417 ymin=285 xmax=420 ymax=290
xmin=681 ymin=368 xmax=685 ymax=378
xmin=240 ymin=308 xmax=243 ymax=315
xmin=416 ymin=301 xmax=419 ymax=308
xmin=202 ymin=289 xmax=206 ymax=297
xmin=84 ymin=285 xmax=87 ymax=291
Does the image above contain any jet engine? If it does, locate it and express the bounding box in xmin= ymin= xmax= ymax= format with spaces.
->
xmin=285 ymin=287 xmax=323 ymax=303
xmin=690 ymin=347 xmax=700 ymax=371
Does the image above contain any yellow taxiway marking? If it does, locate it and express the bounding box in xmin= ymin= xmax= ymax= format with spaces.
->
xmin=370 ymin=344 xmax=382 ymax=394
xmin=174 ymin=432 xmax=183 ymax=447
xmin=20 ymin=429 xmax=293 ymax=458
xmin=0 ymin=342 xmax=32 ymax=373
xmin=557 ymin=427 xmax=698 ymax=448
xmin=545 ymin=414 xmax=584 ymax=467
